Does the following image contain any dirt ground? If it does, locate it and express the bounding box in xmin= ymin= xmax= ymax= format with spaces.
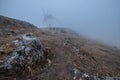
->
xmin=0 ymin=16 xmax=120 ymax=80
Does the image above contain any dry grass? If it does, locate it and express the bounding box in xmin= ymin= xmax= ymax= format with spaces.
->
xmin=0 ymin=16 xmax=120 ymax=80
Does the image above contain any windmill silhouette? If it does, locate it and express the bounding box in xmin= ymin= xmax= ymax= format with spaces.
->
xmin=42 ymin=10 xmax=63 ymax=27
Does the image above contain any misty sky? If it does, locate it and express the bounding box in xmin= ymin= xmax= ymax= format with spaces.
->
xmin=0 ymin=0 xmax=120 ymax=47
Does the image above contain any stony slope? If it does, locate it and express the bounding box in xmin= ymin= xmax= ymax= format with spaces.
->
xmin=0 ymin=15 xmax=120 ymax=80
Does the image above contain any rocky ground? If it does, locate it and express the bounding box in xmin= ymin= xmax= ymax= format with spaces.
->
xmin=0 ymin=15 xmax=120 ymax=80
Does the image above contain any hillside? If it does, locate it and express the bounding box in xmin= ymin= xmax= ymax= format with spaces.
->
xmin=0 ymin=15 xmax=120 ymax=80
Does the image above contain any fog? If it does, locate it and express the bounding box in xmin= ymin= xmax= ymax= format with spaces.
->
xmin=0 ymin=0 xmax=120 ymax=48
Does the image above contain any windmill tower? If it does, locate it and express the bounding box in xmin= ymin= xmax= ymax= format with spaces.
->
xmin=42 ymin=10 xmax=63 ymax=27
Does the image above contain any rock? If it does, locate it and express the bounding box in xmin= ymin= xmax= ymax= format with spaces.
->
xmin=71 ymin=68 xmax=120 ymax=80
xmin=64 ymin=39 xmax=71 ymax=46
xmin=72 ymin=68 xmax=82 ymax=80
xmin=72 ymin=46 xmax=80 ymax=56
xmin=72 ymin=68 xmax=91 ymax=80
xmin=0 ymin=34 xmax=44 ymax=74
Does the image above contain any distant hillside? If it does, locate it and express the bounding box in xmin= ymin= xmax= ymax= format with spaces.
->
xmin=0 ymin=15 xmax=120 ymax=80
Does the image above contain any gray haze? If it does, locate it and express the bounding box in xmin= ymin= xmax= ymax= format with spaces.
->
xmin=0 ymin=0 xmax=120 ymax=48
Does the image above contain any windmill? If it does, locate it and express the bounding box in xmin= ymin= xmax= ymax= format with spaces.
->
xmin=42 ymin=10 xmax=63 ymax=27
